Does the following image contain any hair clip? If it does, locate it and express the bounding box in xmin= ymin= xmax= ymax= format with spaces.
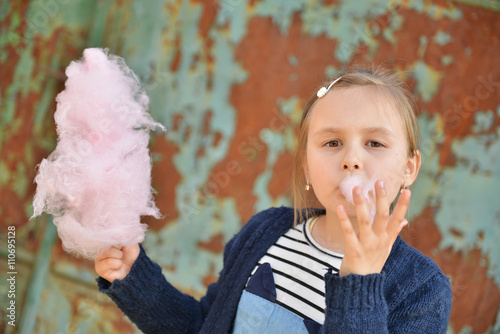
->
xmin=316 ymin=76 xmax=342 ymax=98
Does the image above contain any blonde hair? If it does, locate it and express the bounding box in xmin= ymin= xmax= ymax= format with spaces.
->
xmin=292 ymin=67 xmax=420 ymax=225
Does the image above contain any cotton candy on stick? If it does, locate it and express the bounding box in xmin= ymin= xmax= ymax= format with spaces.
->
xmin=32 ymin=48 xmax=165 ymax=259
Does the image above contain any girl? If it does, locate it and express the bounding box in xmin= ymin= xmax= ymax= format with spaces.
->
xmin=95 ymin=68 xmax=452 ymax=333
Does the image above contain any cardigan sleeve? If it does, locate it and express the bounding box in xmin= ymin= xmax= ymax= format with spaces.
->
xmin=96 ymin=244 xmax=219 ymax=334
xmin=386 ymin=270 xmax=452 ymax=333
xmin=321 ymin=273 xmax=390 ymax=334
xmin=320 ymin=270 xmax=452 ymax=333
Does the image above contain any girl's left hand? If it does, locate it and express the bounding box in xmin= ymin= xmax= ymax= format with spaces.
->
xmin=337 ymin=180 xmax=410 ymax=277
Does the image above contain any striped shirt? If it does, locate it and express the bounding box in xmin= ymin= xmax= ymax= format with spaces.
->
xmin=247 ymin=217 xmax=344 ymax=324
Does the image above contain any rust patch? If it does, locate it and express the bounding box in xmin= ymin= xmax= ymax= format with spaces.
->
xmin=193 ymin=0 xmax=218 ymax=40
xmin=197 ymin=233 xmax=224 ymax=253
xmin=143 ymin=135 xmax=181 ymax=229
xmin=203 ymin=110 xmax=213 ymax=135
xmin=444 ymin=248 xmax=500 ymax=333
xmin=111 ymin=318 xmax=136 ymax=333
xmin=171 ymin=39 xmax=182 ymax=72
xmin=172 ymin=114 xmax=183 ymax=131
xmin=0 ymin=189 xmax=27 ymax=227
xmin=202 ymin=269 xmax=218 ymax=288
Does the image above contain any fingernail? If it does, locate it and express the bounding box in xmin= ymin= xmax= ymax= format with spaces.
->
xmin=400 ymin=189 xmax=411 ymax=199
xmin=354 ymin=187 xmax=361 ymax=196
xmin=378 ymin=180 xmax=384 ymax=189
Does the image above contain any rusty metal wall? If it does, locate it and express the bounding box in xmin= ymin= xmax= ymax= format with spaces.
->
xmin=1 ymin=0 xmax=499 ymax=333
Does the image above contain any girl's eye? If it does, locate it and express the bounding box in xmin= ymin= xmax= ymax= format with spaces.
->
xmin=326 ymin=140 xmax=341 ymax=147
xmin=368 ymin=141 xmax=384 ymax=148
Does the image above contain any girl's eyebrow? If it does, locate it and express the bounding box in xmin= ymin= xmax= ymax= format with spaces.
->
xmin=313 ymin=127 xmax=396 ymax=138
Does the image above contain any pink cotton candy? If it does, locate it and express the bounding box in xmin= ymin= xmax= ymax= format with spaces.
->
xmin=339 ymin=175 xmax=377 ymax=223
xmin=32 ymin=48 xmax=165 ymax=259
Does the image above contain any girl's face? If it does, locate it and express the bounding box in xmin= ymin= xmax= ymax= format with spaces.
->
xmin=305 ymin=86 xmax=419 ymax=217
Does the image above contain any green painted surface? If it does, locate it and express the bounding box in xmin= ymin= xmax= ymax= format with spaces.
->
xmin=408 ymin=112 xmax=444 ymax=220
xmin=441 ymin=55 xmax=454 ymax=66
xmin=253 ymin=128 xmax=286 ymax=211
xmin=471 ymin=110 xmax=495 ymax=133
xmin=433 ymin=30 xmax=452 ymax=45
xmin=410 ymin=110 xmax=500 ymax=286
xmin=114 ymin=0 xmax=247 ymax=291
xmin=254 ymin=0 xmax=308 ymax=34
xmin=437 ymin=130 xmax=500 ymax=285
xmin=412 ymin=60 xmax=442 ymax=102
xmin=18 ymin=216 xmax=57 ymax=334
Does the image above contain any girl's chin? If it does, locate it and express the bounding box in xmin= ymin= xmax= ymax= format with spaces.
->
xmin=323 ymin=200 xmax=355 ymax=214
xmin=341 ymin=203 xmax=358 ymax=217
xmin=327 ymin=199 xmax=374 ymax=218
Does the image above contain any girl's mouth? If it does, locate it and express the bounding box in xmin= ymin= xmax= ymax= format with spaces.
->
xmin=339 ymin=175 xmax=374 ymax=204
xmin=339 ymin=174 xmax=377 ymax=222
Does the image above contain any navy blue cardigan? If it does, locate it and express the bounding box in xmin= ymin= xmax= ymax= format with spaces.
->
xmin=97 ymin=207 xmax=452 ymax=333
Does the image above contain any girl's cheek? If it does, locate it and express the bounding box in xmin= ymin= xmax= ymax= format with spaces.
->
xmin=384 ymin=174 xmax=403 ymax=201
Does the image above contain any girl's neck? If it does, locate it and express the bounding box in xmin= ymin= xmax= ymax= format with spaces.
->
xmin=311 ymin=211 xmax=359 ymax=254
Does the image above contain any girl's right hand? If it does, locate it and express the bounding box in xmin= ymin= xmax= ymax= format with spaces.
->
xmin=336 ymin=181 xmax=410 ymax=277
xmin=94 ymin=244 xmax=140 ymax=283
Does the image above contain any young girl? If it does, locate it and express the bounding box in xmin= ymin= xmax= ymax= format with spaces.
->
xmin=95 ymin=68 xmax=452 ymax=333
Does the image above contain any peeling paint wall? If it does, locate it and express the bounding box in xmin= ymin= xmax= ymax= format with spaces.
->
xmin=1 ymin=0 xmax=499 ymax=333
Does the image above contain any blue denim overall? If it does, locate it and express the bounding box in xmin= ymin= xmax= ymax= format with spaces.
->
xmin=232 ymin=263 xmax=321 ymax=334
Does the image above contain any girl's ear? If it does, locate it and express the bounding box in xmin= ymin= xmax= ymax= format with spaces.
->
xmin=405 ymin=150 xmax=421 ymax=187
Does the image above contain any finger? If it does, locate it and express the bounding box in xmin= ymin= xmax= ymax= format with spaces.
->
xmin=95 ymin=246 xmax=123 ymax=261
xmin=122 ymin=244 xmax=141 ymax=266
xmin=373 ymin=180 xmax=389 ymax=234
xmin=102 ymin=258 xmax=122 ymax=271
xmin=366 ymin=188 xmax=376 ymax=212
xmin=95 ymin=257 xmax=122 ymax=276
xmin=352 ymin=186 xmax=372 ymax=238
xmin=390 ymin=219 xmax=408 ymax=245
xmin=397 ymin=219 xmax=408 ymax=234
xmin=337 ymin=205 xmax=360 ymax=248
xmin=387 ymin=189 xmax=411 ymax=236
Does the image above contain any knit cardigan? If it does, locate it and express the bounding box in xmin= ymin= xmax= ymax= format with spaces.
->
xmin=97 ymin=207 xmax=452 ymax=333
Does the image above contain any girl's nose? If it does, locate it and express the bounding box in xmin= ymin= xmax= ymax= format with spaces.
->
xmin=343 ymin=162 xmax=360 ymax=170
xmin=341 ymin=147 xmax=362 ymax=171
